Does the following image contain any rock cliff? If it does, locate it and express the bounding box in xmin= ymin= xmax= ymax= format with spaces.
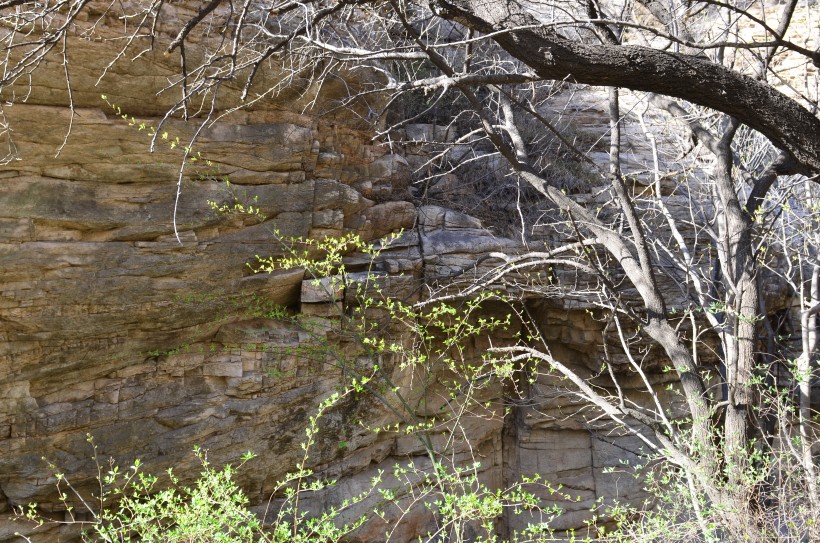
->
xmin=0 ymin=8 xmax=656 ymax=542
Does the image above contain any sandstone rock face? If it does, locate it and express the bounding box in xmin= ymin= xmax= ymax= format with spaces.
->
xmin=0 ymin=10 xmax=654 ymax=543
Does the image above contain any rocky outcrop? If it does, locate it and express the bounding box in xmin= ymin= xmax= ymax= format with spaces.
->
xmin=0 ymin=9 xmax=656 ymax=543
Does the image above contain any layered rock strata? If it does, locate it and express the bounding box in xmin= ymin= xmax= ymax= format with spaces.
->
xmin=1 ymin=13 xmax=655 ymax=543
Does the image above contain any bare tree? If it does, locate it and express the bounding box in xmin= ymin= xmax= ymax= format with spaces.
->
xmin=3 ymin=0 xmax=820 ymax=540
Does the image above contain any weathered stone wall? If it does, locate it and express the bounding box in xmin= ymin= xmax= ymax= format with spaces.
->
xmin=0 ymin=20 xmax=509 ymax=541
xmin=0 ymin=9 xmax=659 ymax=542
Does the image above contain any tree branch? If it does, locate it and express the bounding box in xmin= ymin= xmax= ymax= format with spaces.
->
xmin=165 ymin=0 xmax=223 ymax=55
xmin=431 ymin=0 xmax=820 ymax=175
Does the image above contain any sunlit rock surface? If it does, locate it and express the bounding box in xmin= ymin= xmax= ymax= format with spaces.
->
xmin=1 ymin=5 xmax=669 ymax=541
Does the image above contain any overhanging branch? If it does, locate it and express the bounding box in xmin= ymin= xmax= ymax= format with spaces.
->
xmin=431 ymin=0 xmax=820 ymax=175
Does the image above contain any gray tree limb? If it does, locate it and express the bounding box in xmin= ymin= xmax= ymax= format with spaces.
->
xmin=430 ymin=0 xmax=820 ymax=175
